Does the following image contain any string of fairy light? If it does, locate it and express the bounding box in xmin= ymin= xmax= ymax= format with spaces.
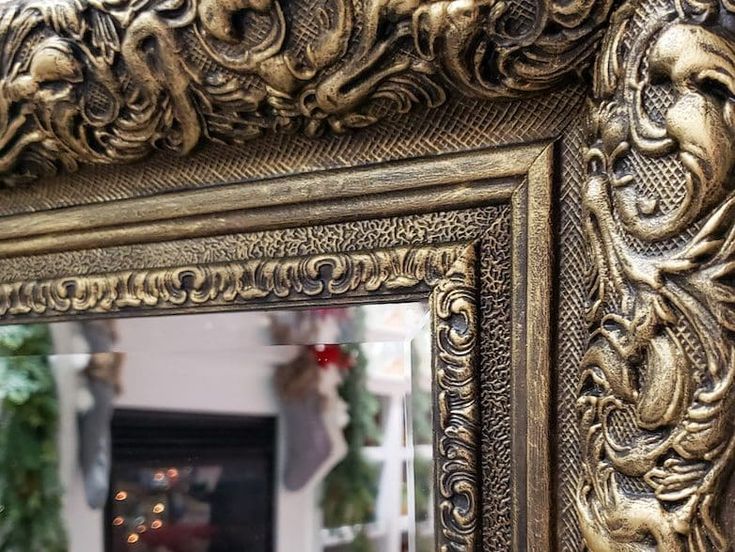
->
xmin=111 ymin=467 xmax=181 ymax=545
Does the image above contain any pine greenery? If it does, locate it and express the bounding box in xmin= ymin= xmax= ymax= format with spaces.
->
xmin=0 ymin=325 xmax=66 ymax=552
xmin=321 ymin=343 xmax=381 ymax=540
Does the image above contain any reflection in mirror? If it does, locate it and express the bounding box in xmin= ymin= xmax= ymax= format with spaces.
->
xmin=0 ymin=303 xmax=432 ymax=552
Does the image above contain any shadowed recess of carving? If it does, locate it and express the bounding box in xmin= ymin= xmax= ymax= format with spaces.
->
xmin=577 ymin=0 xmax=735 ymax=549
xmin=0 ymin=0 xmax=614 ymax=184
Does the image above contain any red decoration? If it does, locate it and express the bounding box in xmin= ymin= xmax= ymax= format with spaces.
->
xmin=309 ymin=344 xmax=353 ymax=371
xmin=312 ymin=308 xmax=352 ymax=321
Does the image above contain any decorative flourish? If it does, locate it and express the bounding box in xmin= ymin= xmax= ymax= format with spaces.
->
xmin=0 ymin=0 xmax=614 ymax=184
xmin=0 ymin=245 xmax=461 ymax=315
xmin=0 ymin=242 xmax=480 ymax=550
xmin=432 ymin=244 xmax=479 ymax=550
xmin=576 ymin=0 xmax=735 ymax=549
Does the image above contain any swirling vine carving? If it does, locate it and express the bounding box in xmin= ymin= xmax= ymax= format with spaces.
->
xmin=576 ymin=0 xmax=735 ymax=549
xmin=0 ymin=244 xmax=464 ymax=315
xmin=0 ymin=0 xmax=614 ymax=184
xmin=432 ymin=245 xmax=479 ymax=550
xmin=0 ymin=242 xmax=480 ymax=550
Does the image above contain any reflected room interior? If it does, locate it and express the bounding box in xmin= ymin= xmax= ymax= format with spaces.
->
xmin=0 ymin=303 xmax=433 ymax=552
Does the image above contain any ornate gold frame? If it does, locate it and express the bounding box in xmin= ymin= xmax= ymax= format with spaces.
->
xmin=0 ymin=141 xmax=554 ymax=551
xmin=7 ymin=242 xmax=482 ymax=551
xmin=1 ymin=0 xmax=735 ymax=550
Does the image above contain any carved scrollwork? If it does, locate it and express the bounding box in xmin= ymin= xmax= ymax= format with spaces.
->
xmin=0 ymin=244 xmax=464 ymax=314
xmin=577 ymin=0 xmax=735 ymax=549
xmin=432 ymin=245 xmax=478 ymax=550
xmin=0 ymin=0 xmax=614 ymax=184
xmin=0 ymin=241 xmax=480 ymax=550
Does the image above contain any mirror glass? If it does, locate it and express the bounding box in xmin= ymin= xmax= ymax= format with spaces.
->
xmin=0 ymin=302 xmax=433 ymax=552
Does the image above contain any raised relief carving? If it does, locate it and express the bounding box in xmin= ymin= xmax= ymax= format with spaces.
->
xmin=0 ymin=242 xmax=480 ymax=551
xmin=0 ymin=0 xmax=613 ymax=184
xmin=576 ymin=0 xmax=735 ymax=549
xmin=0 ymin=245 xmax=460 ymax=315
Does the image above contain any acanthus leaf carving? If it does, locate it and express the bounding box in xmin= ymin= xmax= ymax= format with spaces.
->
xmin=0 ymin=0 xmax=614 ymax=184
xmin=577 ymin=0 xmax=735 ymax=549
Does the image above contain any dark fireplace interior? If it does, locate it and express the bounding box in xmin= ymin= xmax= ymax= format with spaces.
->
xmin=107 ymin=409 xmax=276 ymax=552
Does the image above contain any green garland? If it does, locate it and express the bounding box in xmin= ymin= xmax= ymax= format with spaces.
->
xmin=411 ymin=337 xmax=433 ymax=524
xmin=0 ymin=325 xmax=66 ymax=552
xmin=321 ymin=342 xmax=381 ymax=542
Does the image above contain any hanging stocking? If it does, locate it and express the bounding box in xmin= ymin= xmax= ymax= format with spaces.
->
xmin=280 ymin=389 xmax=334 ymax=491
xmin=77 ymin=320 xmax=123 ymax=509
xmin=277 ymin=348 xmax=331 ymax=491
xmin=276 ymin=346 xmax=350 ymax=491
xmin=78 ymin=375 xmax=116 ymax=509
xmin=306 ymin=363 xmax=349 ymax=488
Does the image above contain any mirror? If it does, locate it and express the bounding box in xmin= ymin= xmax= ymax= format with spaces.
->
xmin=0 ymin=303 xmax=434 ymax=552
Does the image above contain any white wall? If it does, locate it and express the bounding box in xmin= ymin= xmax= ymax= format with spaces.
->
xmin=50 ymin=304 xmax=428 ymax=552
xmin=52 ymin=312 xmax=317 ymax=552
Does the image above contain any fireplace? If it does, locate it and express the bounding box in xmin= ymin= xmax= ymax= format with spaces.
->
xmin=106 ymin=409 xmax=276 ymax=552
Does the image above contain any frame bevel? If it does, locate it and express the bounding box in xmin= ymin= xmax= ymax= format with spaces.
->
xmin=0 ymin=143 xmax=541 ymax=259
xmin=0 ymin=141 xmax=556 ymax=551
xmin=1 ymin=0 xmax=735 ymax=548
xmin=1 ymin=241 xmax=483 ymax=551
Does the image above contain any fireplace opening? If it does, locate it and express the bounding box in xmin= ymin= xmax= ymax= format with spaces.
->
xmin=106 ymin=409 xmax=276 ymax=552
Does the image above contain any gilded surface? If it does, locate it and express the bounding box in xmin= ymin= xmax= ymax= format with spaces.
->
xmin=0 ymin=86 xmax=579 ymax=217
xmin=0 ymin=245 xmax=460 ymax=315
xmin=478 ymin=208 xmax=514 ymax=550
xmin=0 ymin=77 xmax=553 ymax=546
xmin=0 ymin=0 xmax=612 ymax=184
xmin=0 ymin=188 xmax=521 ymax=548
xmin=557 ymin=112 xmax=589 ymax=552
xmin=432 ymin=246 xmax=480 ymax=550
xmin=0 ymin=241 xmax=481 ymax=551
xmin=6 ymin=0 xmax=735 ymax=547
xmin=576 ymin=0 xmax=735 ymax=549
